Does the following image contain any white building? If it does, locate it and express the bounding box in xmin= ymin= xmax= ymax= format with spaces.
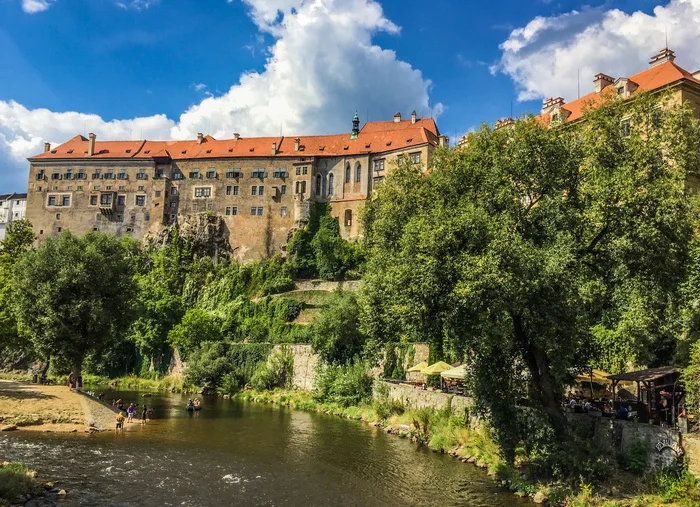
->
xmin=0 ymin=193 xmax=28 ymax=241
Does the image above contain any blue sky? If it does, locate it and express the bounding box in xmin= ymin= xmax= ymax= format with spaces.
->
xmin=1 ymin=0 xmax=698 ymax=191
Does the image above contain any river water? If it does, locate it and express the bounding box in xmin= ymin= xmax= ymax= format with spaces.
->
xmin=0 ymin=389 xmax=529 ymax=506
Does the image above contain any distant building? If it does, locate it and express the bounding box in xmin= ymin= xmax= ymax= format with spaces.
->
xmin=0 ymin=192 xmax=27 ymax=241
xmin=459 ymin=48 xmax=700 ymax=145
xmin=26 ymin=113 xmax=447 ymax=260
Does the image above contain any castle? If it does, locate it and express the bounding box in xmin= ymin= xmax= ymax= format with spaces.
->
xmin=26 ymin=112 xmax=447 ymax=260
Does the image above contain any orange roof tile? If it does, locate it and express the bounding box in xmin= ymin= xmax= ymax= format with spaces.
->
xmin=29 ymin=120 xmax=438 ymax=162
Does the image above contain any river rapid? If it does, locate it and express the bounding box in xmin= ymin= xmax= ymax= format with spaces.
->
xmin=1 ymin=389 xmax=529 ymax=506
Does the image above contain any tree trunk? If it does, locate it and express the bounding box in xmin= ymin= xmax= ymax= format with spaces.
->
xmin=71 ymin=364 xmax=82 ymax=390
xmin=513 ymin=314 xmax=569 ymax=439
xmin=39 ymin=355 xmax=50 ymax=379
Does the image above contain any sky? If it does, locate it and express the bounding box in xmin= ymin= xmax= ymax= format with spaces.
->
xmin=1 ymin=0 xmax=700 ymax=191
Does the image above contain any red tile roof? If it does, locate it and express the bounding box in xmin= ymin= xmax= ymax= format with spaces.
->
xmin=29 ymin=119 xmax=439 ymax=162
xmin=544 ymin=59 xmax=700 ymax=124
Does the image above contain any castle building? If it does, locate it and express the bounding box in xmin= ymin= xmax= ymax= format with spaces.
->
xmin=0 ymin=192 xmax=27 ymax=241
xmin=26 ymin=113 xmax=446 ymax=260
xmin=459 ymin=48 xmax=700 ymax=144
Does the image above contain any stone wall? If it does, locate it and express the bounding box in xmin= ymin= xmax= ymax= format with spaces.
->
xmin=286 ymin=344 xmax=318 ymax=391
xmin=405 ymin=343 xmax=429 ymax=383
xmin=379 ymin=381 xmax=472 ymax=414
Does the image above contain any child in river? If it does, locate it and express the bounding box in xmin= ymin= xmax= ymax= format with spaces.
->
xmin=141 ymin=405 xmax=147 ymax=425
xmin=127 ymin=403 xmax=136 ymax=423
xmin=115 ymin=412 xmax=125 ymax=433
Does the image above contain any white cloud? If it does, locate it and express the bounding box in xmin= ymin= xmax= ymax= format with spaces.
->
xmin=494 ymin=0 xmax=700 ymax=103
xmin=115 ymin=0 xmax=160 ymax=10
xmin=21 ymin=0 xmax=55 ymax=14
xmin=1 ymin=0 xmax=441 ymax=191
xmin=191 ymin=83 xmax=207 ymax=92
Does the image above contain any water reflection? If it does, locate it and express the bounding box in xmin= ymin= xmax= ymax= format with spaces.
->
xmin=0 ymin=390 xmax=528 ymax=506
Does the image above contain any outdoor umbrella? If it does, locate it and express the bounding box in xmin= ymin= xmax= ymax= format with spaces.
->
xmin=440 ymin=365 xmax=467 ymax=379
xmin=406 ymin=361 xmax=428 ymax=373
xmin=421 ymin=361 xmax=453 ymax=390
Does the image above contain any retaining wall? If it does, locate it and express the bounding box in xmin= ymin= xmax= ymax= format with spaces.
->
xmin=379 ymin=381 xmax=472 ymax=414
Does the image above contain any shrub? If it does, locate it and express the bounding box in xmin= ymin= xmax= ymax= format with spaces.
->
xmin=251 ymin=346 xmax=294 ymax=391
xmin=313 ymin=362 xmax=373 ymax=407
xmin=311 ymin=289 xmax=365 ymax=365
xmin=626 ymin=440 xmax=649 ymax=475
xmin=0 ymin=462 xmax=38 ymax=503
xmin=184 ymin=342 xmax=272 ymax=391
xmin=372 ymin=380 xmax=404 ymax=419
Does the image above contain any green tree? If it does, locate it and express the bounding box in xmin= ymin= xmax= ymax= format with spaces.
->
xmin=311 ymin=215 xmax=353 ymax=280
xmin=362 ymin=94 xmax=699 ymax=459
xmin=0 ymin=220 xmax=36 ymax=368
xmin=12 ymin=231 xmax=137 ymax=387
xmin=311 ymin=289 xmax=365 ymax=364
xmin=168 ymin=308 xmax=222 ymax=360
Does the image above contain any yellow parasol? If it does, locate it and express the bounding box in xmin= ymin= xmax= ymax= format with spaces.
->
xmin=575 ymin=369 xmax=613 ymax=385
xmin=406 ymin=361 xmax=428 ymax=373
xmin=421 ymin=361 xmax=453 ymax=375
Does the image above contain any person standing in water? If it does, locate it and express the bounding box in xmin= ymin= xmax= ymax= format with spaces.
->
xmin=127 ymin=403 xmax=136 ymax=423
xmin=115 ymin=411 xmax=125 ymax=433
xmin=141 ymin=405 xmax=147 ymax=425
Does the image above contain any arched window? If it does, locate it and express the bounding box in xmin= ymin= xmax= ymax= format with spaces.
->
xmin=355 ymin=164 xmax=361 ymax=183
xmin=316 ymin=174 xmax=322 ymax=195
xmin=344 ymin=209 xmax=352 ymax=227
xmin=345 ymin=164 xmax=351 ymax=183
xmin=328 ymin=173 xmax=334 ymax=195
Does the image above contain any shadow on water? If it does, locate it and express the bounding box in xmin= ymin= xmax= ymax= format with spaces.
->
xmin=0 ymin=389 xmax=530 ymax=506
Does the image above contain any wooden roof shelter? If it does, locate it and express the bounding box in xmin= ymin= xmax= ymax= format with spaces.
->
xmin=607 ymin=367 xmax=683 ymax=426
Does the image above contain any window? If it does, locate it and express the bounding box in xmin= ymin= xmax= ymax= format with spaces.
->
xmin=273 ymin=168 xmax=287 ymax=178
xmin=170 ymin=214 xmax=176 ymax=222
xmin=316 ymin=174 xmax=322 ymax=195
xmin=52 ymin=186 xmax=59 ymax=191
xmin=136 ymin=195 xmax=145 ymax=206
xmin=252 ymin=186 xmax=257 ymax=196
xmin=250 ymin=206 xmax=256 ymax=216
xmin=51 ymin=170 xmax=61 ymax=180
xmin=189 ymin=170 xmax=201 ymax=179
xmin=296 ymin=167 xmax=301 ymax=175
xmin=206 ymin=202 xmax=213 ymax=211
xmin=55 ymin=213 xmax=61 ymax=220
xmin=302 ymin=166 xmax=308 ymax=175
xmin=257 ymin=207 xmax=263 ymax=216
xmin=145 ymin=213 xmax=150 ymax=221
xmin=345 ymin=209 xmax=352 ymax=227
xmin=226 ymin=207 xmax=232 ymax=216
xmin=36 ymin=170 xmax=45 ymax=181
xmin=117 ymin=195 xmax=125 ymax=206
xmin=36 ymin=186 xmax=42 ymax=192
xmin=65 ymin=170 xmax=73 ymax=180
xmin=93 ymin=185 xmax=100 ymax=191
xmin=226 ymin=186 xmax=232 ymax=196
xmin=76 ymin=186 xmax=83 ymax=191
xmin=96 ymin=213 xmax=102 ymax=222
xmin=130 ymin=214 xmax=136 ymax=224
xmin=621 ymin=119 xmax=631 ymax=138
xmin=295 ymin=181 xmax=307 ymax=194
xmin=119 ymin=186 xmax=126 ymax=191
xmin=373 ymin=176 xmax=385 ymax=186
xmin=170 ymin=201 xmax=177 ymax=208
xmin=67 ymin=186 xmax=73 ymax=191
xmin=206 ymin=169 xmax=216 ymax=179
xmin=173 ymin=171 xmax=184 ymax=180
xmin=355 ymin=165 xmax=361 ymax=182
xmin=116 ymin=214 xmax=123 ymax=223
xmin=233 ymin=186 xmax=239 ymax=196
xmin=252 ymin=168 xmax=266 ymax=179
xmin=62 ymin=196 xmax=70 ymax=207
xmin=171 ymin=188 xmax=178 ymax=196
xmin=104 ymin=170 xmax=115 ymax=180
xmin=617 ymin=87 xmax=624 ymax=96
xmin=226 ymin=168 xmax=242 ymax=178
xmin=192 ymin=203 xmax=198 ymax=211
xmin=155 ymin=190 xmax=161 ymax=197
xmin=194 ymin=187 xmax=211 ymax=198
xmin=90 ymin=195 xmax=98 ymax=205
xmin=136 ymin=169 xmax=147 ymax=180
xmin=76 ymin=171 xmax=86 ymax=180
xmin=106 ymin=185 xmax=113 ymax=190
xmin=117 ymin=170 xmax=128 ymax=180
xmin=281 ymin=185 xmax=287 ymax=195
xmin=258 ymin=186 xmax=264 ymax=196
xmin=56 ymin=227 xmax=62 ymax=233
xmin=345 ymin=164 xmax=351 ymax=183
xmin=373 ymin=159 xmax=385 ymax=172
xmin=101 ymin=194 xmax=113 ymax=205
xmin=410 ymin=152 xmax=421 ymax=164
xmin=93 ymin=170 xmax=101 ymax=180
xmin=281 ymin=206 xmax=288 ymax=217
xmin=137 ymin=186 xmax=144 ymax=192
xmin=232 ymin=206 xmax=237 ymax=216
xmin=328 ymin=174 xmax=334 ymax=195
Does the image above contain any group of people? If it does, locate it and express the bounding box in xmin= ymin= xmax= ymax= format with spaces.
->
xmin=115 ymin=402 xmax=153 ymax=433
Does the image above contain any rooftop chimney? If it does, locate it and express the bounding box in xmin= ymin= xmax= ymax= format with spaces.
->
xmin=294 ymin=137 xmax=300 ymax=152
xmin=197 ymin=133 xmax=204 ymax=144
xmin=594 ymin=73 xmax=615 ymax=93
xmin=649 ymin=48 xmax=676 ymax=67
xmin=233 ymin=133 xmax=240 ymax=140
xmin=271 ymin=142 xmax=277 ymax=156
xmin=44 ymin=142 xmax=51 ymax=153
xmin=542 ymin=97 xmax=565 ymax=115
xmin=411 ymin=110 xmax=417 ymax=124
xmin=393 ymin=112 xmax=401 ymax=123
xmin=439 ymin=135 xmax=449 ymax=148
xmin=88 ymin=133 xmax=96 ymax=156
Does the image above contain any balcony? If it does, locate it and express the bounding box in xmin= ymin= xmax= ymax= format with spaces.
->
xmin=99 ymin=192 xmax=117 ymax=214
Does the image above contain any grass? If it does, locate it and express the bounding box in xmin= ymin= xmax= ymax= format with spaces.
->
xmin=0 ymin=462 xmax=41 ymax=506
xmin=0 ymin=372 xmax=184 ymax=392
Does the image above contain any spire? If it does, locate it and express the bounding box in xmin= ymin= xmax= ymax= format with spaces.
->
xmin=351 ymin=112 xmax=360 ymax=139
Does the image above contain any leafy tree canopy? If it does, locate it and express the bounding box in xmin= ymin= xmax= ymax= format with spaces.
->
xmin=361 ymin=93 xmax=700 ymax=458
xmin=311 ymin=289 xmax=366 ymax=364
xmin=168 ymin=308 xmax=222 ymax=360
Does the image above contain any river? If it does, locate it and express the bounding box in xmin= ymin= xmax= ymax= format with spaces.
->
xmin=0 ymin=389 xmax=529 ymax=506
